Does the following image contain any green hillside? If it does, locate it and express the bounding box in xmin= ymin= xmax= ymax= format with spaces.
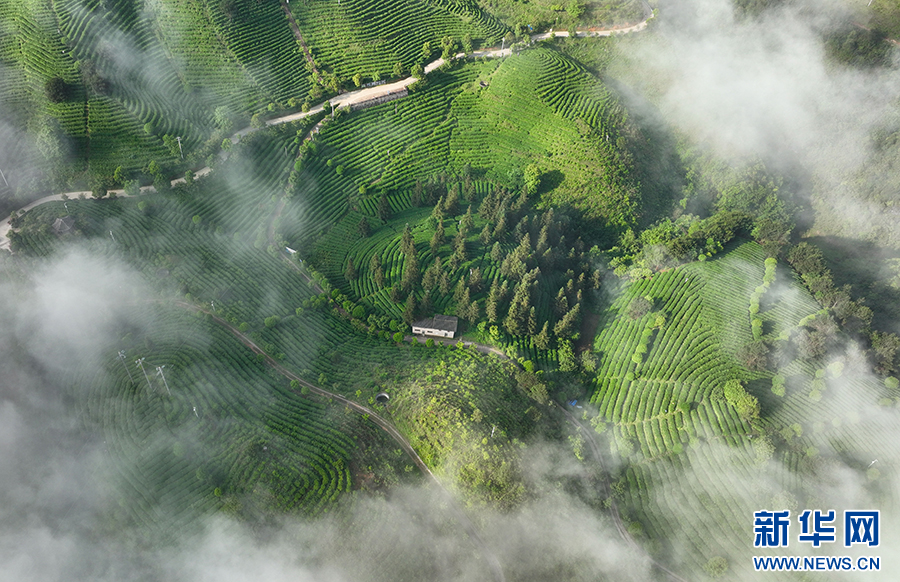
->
xmin=590 ymin=241 xmax=898 ymax=577
xmin=4 ymin=2 xmax=900 ymax=581
xmin=290 ymin=0 xmax=506 ymax=85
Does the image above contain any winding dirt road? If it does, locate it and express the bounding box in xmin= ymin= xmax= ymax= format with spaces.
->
xmin=176 ymin=300 xmax=506 ymax=582
xmin=1 ymin=6 xmax=655 ymax=251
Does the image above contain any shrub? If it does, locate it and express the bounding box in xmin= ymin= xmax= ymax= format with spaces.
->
xmin=45 ymin=77 xmax=70 ymax=103
xmin=703 ymin=556 xmax=728 ymax=578
xmin=723 ymin=379 xmax=759 ymax=421
xmin=627 ymin=296 xmax=652 ymax=319
xmin=264 ymin=315 xmax=281 ymax=328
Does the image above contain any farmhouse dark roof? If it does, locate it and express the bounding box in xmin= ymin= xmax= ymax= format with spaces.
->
xmin=412 ymin=314 xmax=458 ymax=333
xmin=52 ymin=216 xmax=74 ymax=234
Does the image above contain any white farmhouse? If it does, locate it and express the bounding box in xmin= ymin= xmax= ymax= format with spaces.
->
xmin=411 ymin=314 xmax=458 ymax=339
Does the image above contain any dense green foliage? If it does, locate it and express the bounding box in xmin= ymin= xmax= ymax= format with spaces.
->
xmin=825 ymin=26 xmax=892 ymax=68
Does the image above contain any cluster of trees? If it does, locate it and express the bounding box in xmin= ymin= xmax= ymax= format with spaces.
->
xmin=610 ymin=164 xmax=795 ymax=278
xmin=786 ymin=242 xmax=899 ymax=374
xmin=825 ymin=27 xmax=892 ymax=68
xmin=352 ymin=177 xmax=600 ymax=351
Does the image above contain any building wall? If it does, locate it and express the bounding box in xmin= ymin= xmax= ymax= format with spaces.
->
xmin=412 ymin=326 xmax=454 ymax=339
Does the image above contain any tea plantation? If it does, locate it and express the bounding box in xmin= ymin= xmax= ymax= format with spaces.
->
xmin=3 ymin=1 xmax=900 ymax=580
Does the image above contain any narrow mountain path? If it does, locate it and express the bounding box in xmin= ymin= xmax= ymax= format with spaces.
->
xmin=279 ymin=0 xmax=319 ymax=77
xmin=175 ymin=300 xmax=505 ymax=582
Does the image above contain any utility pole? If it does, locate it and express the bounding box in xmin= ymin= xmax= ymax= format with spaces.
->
xmin=193 ymin=406 xmax=199 ymax=418
xmin=135 ymin=358 xmax=151 ymax=390
xmin=175 ymin=136 xmax=184 ymax=160
xmin=118 ymin=350 xmax=134 ymax=383
xmin=0 ymin=166 xmax=8 ymax=187
xmin=156 ymin=365 xmax=171 ymax=396
xmin=109 ymin=230 xmax=116 ymax=243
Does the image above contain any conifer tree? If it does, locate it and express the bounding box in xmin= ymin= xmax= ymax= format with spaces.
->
xmin=358 ymin=217 xmax=371 ymax=238
xmin=423 ymin=257 xmax=441 ymax=291
xmin=426 ymin=197 xmax=442 ymax=230
xmin=513 ymin=216 xmax=529 ymax=240
xmin=554 ymin=288 xmax=568 ymax=316
xmin=420 ymin=290 xmax=433 ymax=315
xmin=536 ymin=225 xmax=550 ymax=256
xmin=479 ymin=189 xmax=497 ymax=219
xmin=534 ymin=321 xmax=551 ymax=350
xmin=444 ymin=184 xmax=459 ymax=215
xmin=466 ymin=298 xmax=480 ymax=325
xmin=402 ymin=252 xmax=419 ymax=290
xmin=479 ymin=223 xmax=492 ymax=245
xmin=490 ymin=241 xmax=503 ymax=262
xmin=461 ymin=205 xmax=474 ymax=233
xmin=504 ymin=302 xmax=526 ymax=336
xmin=430 ymin=222 xmax=445 ymax=255
xmin=412 ymin=179 xmax=424 ymax=207
xmin=554 ymin=303 xmax=581 ymax=340
xmin=401 ymin=223 xmax=414 ymax=256
xmin=371 ymin=254 xmax=385 ymax=288
xmin=455 ymin=287 xmax=472 ymax=320
xmin=439 ymin=271 xmax=451 ymax=295
xmin=492 ymin=208 xmax=508 ymax=239
xmin=345 ymin=257 xmax=357 ymax=281
xmin=377 ymin=190 xmax=391 ymax=220
xmin=527 ymin=306 xmax=537 ymax=337
xmin=504 ymin=269 xmax=538 ymax=336
xmin=453 ymin=279 xmax=467 ymax=304
xmin=486 ymin=279 xmax=502 ymax=322
xmin=453 ymin=228 xmax=466 ymax=260
xmin=468 ymin=267 xmax=482 ymax=292
xmin=403 ymin=293 xmax=418 ymax=325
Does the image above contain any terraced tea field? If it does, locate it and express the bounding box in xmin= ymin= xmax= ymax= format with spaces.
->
xmin=590 ymin=241 xmax=899 ymax=577
xmin=290 ymin=0 xmax=505 ymax=84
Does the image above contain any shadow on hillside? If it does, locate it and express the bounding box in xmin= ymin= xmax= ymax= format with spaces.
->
xmin=603 ymin=78 xmax=685 ymax=229
xmin=805 ymin=235 xmax=900 ymax=334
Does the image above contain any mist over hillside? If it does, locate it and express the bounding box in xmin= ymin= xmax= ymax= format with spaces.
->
xmin=2 ymin=0 xmax=900 ymax=580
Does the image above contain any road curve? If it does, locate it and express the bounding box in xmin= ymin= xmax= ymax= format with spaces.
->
xmin=174 ymin=300 xmax=506 ymax=582
xmin=0 ymin=7 xmax=654 ymax=251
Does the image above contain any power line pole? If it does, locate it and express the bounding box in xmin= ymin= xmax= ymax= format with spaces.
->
xmin=0 ymin=167 xmax=9 ymax=187
xmin=175 ymin=136 xmax=184 ymax=160
xmin=118 ymin=350 xmax=134 ymax=383
xmin=156 ymin=365 xmax=171 ymax=396
xmin=135 ymin=358 xmax=151 ymax=390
